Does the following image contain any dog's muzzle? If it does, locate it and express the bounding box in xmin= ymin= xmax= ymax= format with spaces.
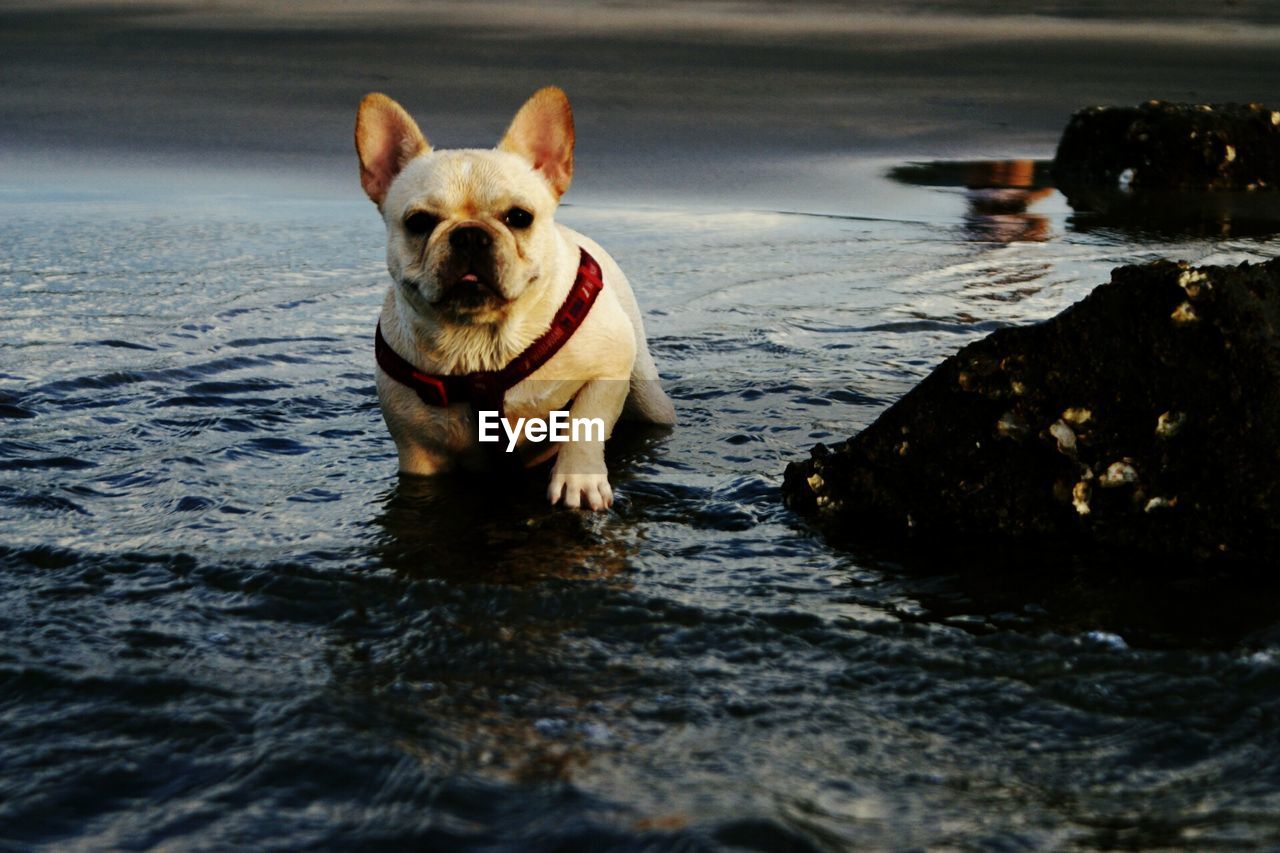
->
xmin=437 ymin=225 xmax=503 ymax=304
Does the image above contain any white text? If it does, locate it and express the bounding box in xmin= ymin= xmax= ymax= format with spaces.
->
xmin=477 ymin=410 xmax=605 ymax=452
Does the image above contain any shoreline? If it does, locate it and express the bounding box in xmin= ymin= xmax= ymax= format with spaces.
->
xmin=7 ymin=4 xmax=1280 ymax=195
xmin=4 ymin=2 xmax=1280 ymax=216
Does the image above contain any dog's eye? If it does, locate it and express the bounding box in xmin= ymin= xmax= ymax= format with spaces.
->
xmin=403 ymin=211 xmax=439 ymax=236
xmin=504 ymin=208 xmax=534 ymax=229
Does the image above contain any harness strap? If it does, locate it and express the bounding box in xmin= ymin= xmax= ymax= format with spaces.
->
xmin=374 ymin=247 xmax=604 ymax=421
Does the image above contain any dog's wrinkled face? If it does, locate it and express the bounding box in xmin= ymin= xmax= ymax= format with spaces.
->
xmin=382 ymin=151 xmax=558 ymax=323
xmin=356 ymin=88 xmax=576 ymax=326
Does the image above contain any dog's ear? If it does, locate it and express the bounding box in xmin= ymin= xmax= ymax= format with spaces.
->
xmin=355 ymin=93 xmax=430 ymax=207
xmin=498 ymin=87 xmax=575 ymax=199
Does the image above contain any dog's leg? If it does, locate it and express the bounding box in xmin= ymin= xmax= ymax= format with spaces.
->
xmin=623 ymin=359 xmax=677 ymax=426
xmin=395 ymin=441 xmax=451 ymax=477
xmin=547 ymin=378 xmax=629 ymax=510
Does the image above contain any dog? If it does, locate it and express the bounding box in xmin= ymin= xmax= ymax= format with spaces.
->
xmin=355 ymin=86 xmax=675 ymax=510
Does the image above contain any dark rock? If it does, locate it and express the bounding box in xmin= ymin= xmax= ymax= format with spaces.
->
xmin=782 ymin=257 xmax=1280 ymax=564
xmin=1052 ymin=100 xmax=1280 ymax=192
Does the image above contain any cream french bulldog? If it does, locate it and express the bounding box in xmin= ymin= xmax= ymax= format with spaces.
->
xmin=356 ymin=86 xmax=675 ymax=510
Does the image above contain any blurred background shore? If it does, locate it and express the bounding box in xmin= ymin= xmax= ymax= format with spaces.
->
xmin=4 ymin=0 xmax=1280 ymax=213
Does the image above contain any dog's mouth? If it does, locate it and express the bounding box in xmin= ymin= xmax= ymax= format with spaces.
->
xmin=455 ymin=270 xmax=496 ymax=292
xmin=432 ymin=266 xmax=507 ymax=309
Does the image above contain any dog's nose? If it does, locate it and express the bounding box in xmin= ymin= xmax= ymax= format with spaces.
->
xmin=449 ymin=226 xmax=491 ymax=253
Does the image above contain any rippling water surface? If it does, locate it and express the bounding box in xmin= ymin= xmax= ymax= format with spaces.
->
xmin=4 ymin=166 xmax=1280 ymax=849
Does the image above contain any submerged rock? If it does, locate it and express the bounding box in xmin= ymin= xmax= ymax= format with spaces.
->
xmin=1052 ymin=100 xmax=1280 ymax=192
xmin=783 ymin=257 xmax=1280 ymax=564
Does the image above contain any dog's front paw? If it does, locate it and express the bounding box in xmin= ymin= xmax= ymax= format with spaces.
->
xmin=548 ymin=471 xmax=613 ymax=511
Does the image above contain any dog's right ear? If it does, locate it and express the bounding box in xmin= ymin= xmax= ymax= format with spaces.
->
xmin=355 ymin=93 xmax=430 ymax=207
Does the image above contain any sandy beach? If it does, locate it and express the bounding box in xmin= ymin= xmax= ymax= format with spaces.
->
xmin=4 ymin=0 xmax=1280 ymax=211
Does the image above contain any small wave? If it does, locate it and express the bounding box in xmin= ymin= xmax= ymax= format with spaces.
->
xmin=78 ymin=339 xmax=159 ymax=351
xmin=860 ymin=319 xmax=1011 ymax=334
xmin=0 ymin=403 xmax=36 ymax=419
xmin=228 ymin=436 xmax=311 ymax=458
xmin=4 ymin=493 xmax=91 ymax=515
xmin=0 ymin=456 xmax=96 ymax=471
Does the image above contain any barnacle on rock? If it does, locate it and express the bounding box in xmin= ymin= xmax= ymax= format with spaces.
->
xmin=1177 ymin=270 xmax=1210 ymax=298
xmin=1000 ymin=355 xmax=1026 ymax=373
xmin=1156 ymin=410 xmax=1186 ymax=439
xmin=1171 ymin=301 xmax=1199 ymax=325
xmin=1048 ymin=420 xmax=1077 ymax=455
xmin=1099 ymin=460 xmax=1139 ymax=488
xmin=1062 ymin=407 xmax=1093 ymax=427
xmin=1072 ymin=480 xmax=1092 ymax=516
xmin=996 ymin=411 xmax=1028 ymax=440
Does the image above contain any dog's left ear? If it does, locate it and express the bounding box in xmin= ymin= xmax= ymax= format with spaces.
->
xmin=356 ymin=93 xmax=430 ymax=208
xmin=498 ymin=87 xmax=575 ymax=199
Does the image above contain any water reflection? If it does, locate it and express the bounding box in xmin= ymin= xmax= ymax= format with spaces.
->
xmin=889 ymin=158 xmax=1280 ymax=240
xmin=826 ymin=542 xmax=1280 ymax=651
xmin=369 ymin=423 xmax=673 ymax=581
xmin=350 ymin=465 xmax=641 ymax=788
xmin=961 ymin=160 xmax=1054 ymax=243
xmin=1059 ymin=184 xmax=1280 ymax=239
xmin=891 ymin=159 xmax=1055 ymax=243
xmin=373 ymin=470 xmax=632 ymax=583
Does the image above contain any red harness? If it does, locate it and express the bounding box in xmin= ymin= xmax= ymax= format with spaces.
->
xmin=375 ymin=247 xmax=604 ymax=418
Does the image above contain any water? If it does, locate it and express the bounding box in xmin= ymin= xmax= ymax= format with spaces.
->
xmin=4 ymin=164 xmax=1280 ymax=849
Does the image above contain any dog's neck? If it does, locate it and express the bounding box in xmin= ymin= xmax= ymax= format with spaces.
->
xmin=383 ymin=234 xmax=579 ymax=376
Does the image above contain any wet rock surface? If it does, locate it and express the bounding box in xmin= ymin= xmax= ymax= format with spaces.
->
xmin=1052 ymin=100 xmax=1280 ymax=192
xmin=783 ymin=257 xmax=1280 ymax=564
